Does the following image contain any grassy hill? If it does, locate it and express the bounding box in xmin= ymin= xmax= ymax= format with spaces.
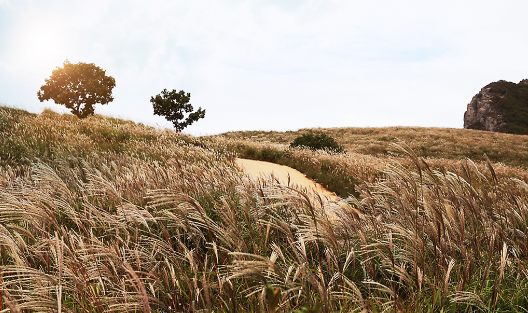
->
xmin=211 ymin=127 xmax=528 ymax=199
xmin=217 ymin=126 xmax=528 ymax=166
xmin=1 ymin=105 xmax=528 ymax=312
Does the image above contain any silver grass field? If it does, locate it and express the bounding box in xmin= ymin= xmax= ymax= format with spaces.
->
xmin=0 ymin=106 xmax=527 ymax=312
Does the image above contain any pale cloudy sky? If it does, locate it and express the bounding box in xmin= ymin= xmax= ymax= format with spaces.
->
xmin=1 ymin=0 xmax=527 ymax=135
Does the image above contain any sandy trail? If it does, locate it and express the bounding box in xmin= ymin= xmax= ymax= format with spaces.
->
xmin=235 ymin=159 xmax=362 ymax=220
xmin=235 ymin=158 xmax=338 ymax=200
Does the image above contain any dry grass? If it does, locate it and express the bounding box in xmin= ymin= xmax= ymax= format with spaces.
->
xmin=1 ymin=106 xmax=528 ymax=312
xmin=217 ymin=126 xmax=528 ymax=167
xmin=207 ymin=133 xmax=528 ymax=200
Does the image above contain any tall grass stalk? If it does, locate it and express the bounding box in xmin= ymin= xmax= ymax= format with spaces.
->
xmin=0 ymin=106 xmax=527 ymax=311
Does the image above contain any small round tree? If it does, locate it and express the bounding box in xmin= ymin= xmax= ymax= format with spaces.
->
xmin=290 ymin=132 xmax=345 ymax=153
xmin=37 ymin=60 xmax=116 ymax=119
xmin=150 ymin=89 xmax=205 ymax=132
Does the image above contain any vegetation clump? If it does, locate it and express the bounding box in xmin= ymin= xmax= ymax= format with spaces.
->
xmin=290 ymin=132 xmax=344 ymax=153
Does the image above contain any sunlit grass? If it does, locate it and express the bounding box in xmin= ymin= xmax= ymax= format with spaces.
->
xmin=1 ymin=105 xmax=528 ymax=312
xmin=208 ymin=131 xmax=528 ymax=199
xmin=216 ymin=126 xmax=528 ymax=167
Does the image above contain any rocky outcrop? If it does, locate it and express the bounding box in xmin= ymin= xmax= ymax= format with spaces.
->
xmin=463 ymin=86 xmax=506 ymax=131
xmin=464 ymin=79 xmax=528 ymax=133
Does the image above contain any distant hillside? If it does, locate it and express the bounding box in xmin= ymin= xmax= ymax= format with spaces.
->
xmin=464 ymin=79 xmax=528 ymax=134
xmin=216 ymin=126 xmax=528 ymax=168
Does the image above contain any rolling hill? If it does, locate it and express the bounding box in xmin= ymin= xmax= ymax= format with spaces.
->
xmin=1 ymin=105 xmax=527 ymax=312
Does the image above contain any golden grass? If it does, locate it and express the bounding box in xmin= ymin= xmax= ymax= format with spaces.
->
xmin=217 ymin=126 xmax=528 ymax=167
xmin=1 ymin=106 xmax=528 ymax=311
xmin=209 ymin=128 xmax=528 ymax=199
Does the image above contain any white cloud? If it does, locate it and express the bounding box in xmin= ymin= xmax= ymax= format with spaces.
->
xmin=1 ymin=0 xmax=528 ymax=134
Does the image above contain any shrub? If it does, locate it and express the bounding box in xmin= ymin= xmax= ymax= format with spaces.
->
xmin=259 ymin=148 xmax=285 ymax=162
xmin=290 ymin=132 xmax=344 ymax=153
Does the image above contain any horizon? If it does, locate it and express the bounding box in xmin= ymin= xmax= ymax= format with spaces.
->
xmin=0 ymin=103 xmax=476 ymax=136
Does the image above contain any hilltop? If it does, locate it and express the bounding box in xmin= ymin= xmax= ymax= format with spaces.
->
xmin=1 ymin=105 xmax=528 ymax=312
xmin=0 ymin=106 xmax=210 ymax=170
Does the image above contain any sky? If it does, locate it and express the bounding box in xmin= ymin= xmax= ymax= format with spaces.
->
xmin=1 ymin=0 xmax=527 ymax=135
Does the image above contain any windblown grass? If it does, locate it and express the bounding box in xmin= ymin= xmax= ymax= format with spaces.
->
xmin=208 ymin=134 xmax=528 ymax=199
xmin=1 ymin=106 xmax=528 ymax=312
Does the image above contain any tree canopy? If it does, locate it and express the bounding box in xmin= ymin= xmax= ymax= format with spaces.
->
xmin=37 ymin=60 xmax=116 ymax=119
xmin=150 ymin=89 xmax=205 ymax=132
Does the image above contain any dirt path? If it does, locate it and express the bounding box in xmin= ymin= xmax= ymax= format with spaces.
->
xmin=235 ymin=158 xmax=338 ymax=200
xmin=235 ymin=159 xmax=363 ymax=219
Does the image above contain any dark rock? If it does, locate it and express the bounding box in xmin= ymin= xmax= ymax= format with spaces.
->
xmin=463 ymin=79 xmax=528 ymax=134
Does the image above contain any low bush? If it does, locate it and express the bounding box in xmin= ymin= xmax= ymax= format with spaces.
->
xmin=290 ymin=132 xmax=345 ymax=153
